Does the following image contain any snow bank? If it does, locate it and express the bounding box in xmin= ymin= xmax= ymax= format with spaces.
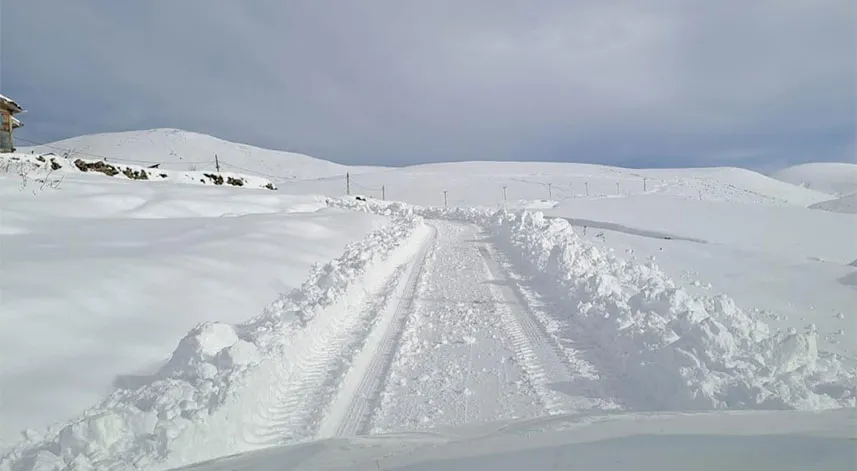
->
xmin=0 ymin=216 xmax=425 ymax=471
xmin=490 ymin=211 xmax=855 ymax=410
xmin=329 ymin=197 xmax=857 ymax=410
xmin=1 ymin=153 xmax=277 ymax=190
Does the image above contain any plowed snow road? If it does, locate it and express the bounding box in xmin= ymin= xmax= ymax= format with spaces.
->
xmin=308 ymin=221 xmax=611 ymax=439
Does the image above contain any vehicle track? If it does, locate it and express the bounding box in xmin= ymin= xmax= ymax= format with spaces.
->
xmin=316 ymin=226 xmax=437 ymax=438
xmin=242 ymin=226 xmax=435 ymax=446
xmin=477 ymin=240 xmax=612 ymax=413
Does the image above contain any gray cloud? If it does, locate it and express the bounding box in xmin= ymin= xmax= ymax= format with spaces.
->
xmin=2 ymin=0 xmax=854 ymax=168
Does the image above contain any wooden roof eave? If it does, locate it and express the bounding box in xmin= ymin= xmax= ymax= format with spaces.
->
xmin=0 ymin=95 xmax=23 ymax=114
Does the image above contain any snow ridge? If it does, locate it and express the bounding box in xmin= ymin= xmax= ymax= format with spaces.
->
xmin=330 ymin=197 xmax=857 ymax=411
xmin=0 ymin=216 xmax=425 ymax=471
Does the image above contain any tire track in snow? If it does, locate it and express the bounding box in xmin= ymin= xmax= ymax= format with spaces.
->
xmin=477 ymin=240 xmax=614 ymax=413
xmin=244 ymin=265 xmax=409 ymax=445
xmin=370 ymin=222 xmax=546 ymax=433
xmin=243 ymin=226 xmax=434 ymax=446
xmin=316 ymin=226 xmax=437 ymax=438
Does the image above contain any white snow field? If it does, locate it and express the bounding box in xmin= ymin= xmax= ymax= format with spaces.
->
xmin=1 ymin=130 xmax=855 ymax=470
xmin=0 ymin=160 xmax=387 ymax=453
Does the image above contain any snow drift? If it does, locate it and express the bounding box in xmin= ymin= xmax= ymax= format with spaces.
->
xmin=0 ymin=216 xmax=426 ymax=471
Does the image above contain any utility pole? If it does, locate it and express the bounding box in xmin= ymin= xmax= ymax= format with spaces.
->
xmin=503 ymin=185 xmax=507 ymax=201
xmin=585 ymin=182 xmax=590 ymax=197
xmin=346 ymin=172 xmax=351 ymax=196
xmin=443 ymin=190 xmax=448 ymax=208
xmin=382 ymin=185 xmax=386 ymax=200
xmin=215 ymin=154 xmax=220 ymax=173
xmin=547 ymin=183 xmax=553 ymax=200
xmin=643 ymin=177 xmax=648 ymax=192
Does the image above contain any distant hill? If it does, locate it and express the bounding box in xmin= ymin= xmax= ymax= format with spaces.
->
xmin=19 ymin=128 xmax=833 ymax=207
xmin=771 ymin=162 xmax=857 ymax=196
xmin=312 ymin=160 xmax=830 ymax=207
xmin=18 ymin=128 xmax=361 ymax=182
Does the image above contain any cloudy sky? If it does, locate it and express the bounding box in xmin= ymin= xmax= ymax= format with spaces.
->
xmin=1 ymin=1 xmax=854 ymax=169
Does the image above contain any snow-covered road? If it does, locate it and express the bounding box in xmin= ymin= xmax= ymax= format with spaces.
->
xmin=296 ymin=220 xmax=608 ymax=439
xmin=240 ymin=219 xmax=619 ymax=444
xmin=370 ymin=222 xmax=547 ymax=432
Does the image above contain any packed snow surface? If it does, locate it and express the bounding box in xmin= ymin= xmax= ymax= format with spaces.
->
xmin=174 ymin=408 xmax=856 ymax=471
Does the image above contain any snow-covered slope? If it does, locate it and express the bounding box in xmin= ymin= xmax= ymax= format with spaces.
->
xmin=281 ymin=160 xmax=831 ymax=208
xmin=18 ymin=128 xmax=364 ymax=181
xmin=772 ymin=162 xmax=857 ymax=196
xmin=1 ymin=153 xmax=278 ymax=190
xmin=22 ymin=129 xmax=831 ymax=206
xmin=810 ymin=193 xmax=857 ymax=214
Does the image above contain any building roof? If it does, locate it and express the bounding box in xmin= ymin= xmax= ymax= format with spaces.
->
xmin=11 ymin=116 xmax=22 ymax=129
xmin=0 ymin=93 xmax=23 ymax=113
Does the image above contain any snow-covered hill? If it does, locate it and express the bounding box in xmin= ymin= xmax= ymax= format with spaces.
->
xmin=18 ymin=128 xmax=366 ymax=181
xmin=1 ymin=153 xmax=278 ymax=190
xmin=21 ymin=129 xmax=833 ymax=207
xmin=772 ymin=162 xmax=857 ymax=196
xmin=282 ymin=160 xmax=832 ymax=208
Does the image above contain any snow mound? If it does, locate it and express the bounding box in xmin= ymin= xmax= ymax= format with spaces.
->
xmin=0 ymin=216 xmax=425 ymax=471
xmin=772 ymin=162 xmax=857 ymax=196
xmin=330 ymin=197 xmax=857 ymax=410
xmin=1 ymin=153 xmax=277 ymax=190
xmin=809 ymin=193 xmax=857 ymax=214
